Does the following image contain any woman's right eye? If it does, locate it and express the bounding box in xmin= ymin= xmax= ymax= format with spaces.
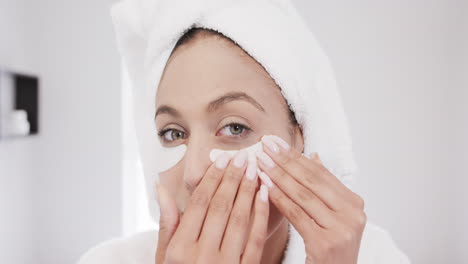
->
xmin=158 ymin=129 xmax=186 ymax=143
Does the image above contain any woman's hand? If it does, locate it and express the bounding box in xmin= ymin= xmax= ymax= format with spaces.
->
xmin=155 ymin=150 xmax=270 ymax=264
xmin=256 ymin=135 xmax=366 ymax=264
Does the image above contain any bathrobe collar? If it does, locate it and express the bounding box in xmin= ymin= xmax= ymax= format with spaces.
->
xmin=282 ymin=222 xmax=307 ymax=263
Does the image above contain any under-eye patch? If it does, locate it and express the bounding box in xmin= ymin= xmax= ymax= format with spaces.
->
xmin=155 ymin=144 xmax=187 ymax=173
xmin=209 ymin=140 xmax=263 ymax=164
xmin=210 ymin=140 xmax=265 ymax=180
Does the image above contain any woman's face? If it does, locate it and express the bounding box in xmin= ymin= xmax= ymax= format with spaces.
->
xmin=155 ymin=33 xmax=304 ymax=236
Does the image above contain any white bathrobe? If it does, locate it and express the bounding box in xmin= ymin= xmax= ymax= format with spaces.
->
xmin=78 ymin=222 xmax=410 ymax=263
xmin=77 ymin=0 xmax=411 ymax=263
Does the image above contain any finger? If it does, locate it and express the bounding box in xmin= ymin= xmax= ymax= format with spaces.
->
xmin=256 ymin=153 xmax=339 ymax=229
xmin=155 ymin=183 xmax=180 ymax=264
xmin=303 ymin=153 xmax=364 ymax=212
xmin=221 ymin=159 xmax=259 ymax=257
xmin=259 ymin=135 xmax=347 ymax=211
xmin=241 ymin=185 xmax=270 ymax=264
xmin=174 ymin=152 xmax=232 ymax=242
xmin=258 ymin=173 xmax=320 ymax=237
xmin=268 ymin=135 xmax=357 ymax=205
xmin=305 ymin=152 xmax=359 ymax=206
xmin=199 ymin=149 xmax=248 ymax=250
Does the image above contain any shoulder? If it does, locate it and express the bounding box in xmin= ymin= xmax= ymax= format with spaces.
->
xmin=77 ymin=230 xmax=158 ymax=264
xmin=358 ymin=222 xmax=411 ymax=264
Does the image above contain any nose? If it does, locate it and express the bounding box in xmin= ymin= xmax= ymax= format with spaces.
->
xmin=183 ymin=139 xmax=213 ymax=194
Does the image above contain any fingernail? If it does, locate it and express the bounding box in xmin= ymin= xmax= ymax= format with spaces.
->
xmin=260 ymin=184 xmax=269 ymax=202
xmin=246 ymin=160 xmax=257 ymax=181
xmin=215 ymin=152 xmax=232 ymax=169
xmin=233 ymin=149 xmax=248 ymax=168
xmin=268 ymin=135 xmax=290 ymax=151
xmin=256 ymin=150 xmax=275 ymax=168
xmin=261 ymin=136 xmax=279 ymax=153
xmin=258 ymin=171 xmax=273 ymax=188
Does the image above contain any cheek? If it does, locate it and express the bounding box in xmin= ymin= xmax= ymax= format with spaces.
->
xmin=159 ymin=164 xmax=188 ymax=212
xmin=156 ymin=144 xmax=187 ymax=211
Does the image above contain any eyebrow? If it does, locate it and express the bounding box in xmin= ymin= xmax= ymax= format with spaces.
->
xmin=206 ymin=91 xmax=265 ymax=113
xmin=155 ymin=91 xmax=265 ymax=119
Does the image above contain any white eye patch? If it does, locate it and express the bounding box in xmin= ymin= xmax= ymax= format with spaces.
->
xmin=209 ymin=140 xmax=264 ymax=163
xmin=155 ymin=144 xmax=187 ymax=173
xmin=154 ymin=140 xmax=264 ymax=175
xmin=209 ymin=140 xmax=265 ymax=181
xmin=154 ymin=140 xmax=267 ymax=186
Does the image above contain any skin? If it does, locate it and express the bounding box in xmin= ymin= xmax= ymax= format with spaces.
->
xmin=153 ymin=31 xmax=366 ymax=264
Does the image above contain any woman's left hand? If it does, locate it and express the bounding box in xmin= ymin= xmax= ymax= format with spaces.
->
xmin=256 ymin=135 xmax=367 ymax=264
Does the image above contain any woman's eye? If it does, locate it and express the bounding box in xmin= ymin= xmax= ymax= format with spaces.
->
xmin=158 ymin=129 xmax=186 ymax=142
xmin=158 ymin=122 xmax=252 ymax=143
xmin=218 ymin=123 xmax=252 ymax=138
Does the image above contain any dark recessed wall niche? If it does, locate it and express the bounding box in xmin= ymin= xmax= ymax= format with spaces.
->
xmin=0 ymin=69 xmax=39 ymax=139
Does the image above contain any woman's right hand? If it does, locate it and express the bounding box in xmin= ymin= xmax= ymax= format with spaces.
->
xmin=154 ymin=150 xmax=270 ymax=264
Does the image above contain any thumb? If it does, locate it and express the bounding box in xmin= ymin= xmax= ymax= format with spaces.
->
xmin=155 ymin=183 xmax=179 ymax=264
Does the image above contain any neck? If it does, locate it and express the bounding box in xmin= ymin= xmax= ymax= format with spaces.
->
xmin=260 ymin=219 xmax=289 ymax=264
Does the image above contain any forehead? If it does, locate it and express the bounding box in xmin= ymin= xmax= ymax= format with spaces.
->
xmin=156 ymin=35 xmax=284 ymax=109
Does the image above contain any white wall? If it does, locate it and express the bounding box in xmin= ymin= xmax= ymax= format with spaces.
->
xmin=0 ymin=0 xmax=123 ymax=263
xmin=293 ymin=0 xmax=465 ymax=263
xmin=452 ymin=1 xmax=468 ymax=262
xmin=0 ymin=1 xmax=37 ymax=263
xmin=25 ymin=0 xmax=123 ymax=263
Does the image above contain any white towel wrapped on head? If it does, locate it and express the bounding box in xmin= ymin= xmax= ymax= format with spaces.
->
xmin=112 ymin=0 xmax=358 ymax=223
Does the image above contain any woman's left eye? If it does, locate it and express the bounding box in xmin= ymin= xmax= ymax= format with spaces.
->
xmin=218 ymin=123 xmax=252 ymax=138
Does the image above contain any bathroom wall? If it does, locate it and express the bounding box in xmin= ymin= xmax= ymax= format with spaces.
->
xmin=25 ymin=0 xmax=123 ymax=263
xmin=295 ymin=0 xmax=465 ymax=263
xmin=452 ymin=1 xmax=468 ymax=262
xmin=0 ymin=0 xmax=36 ymax=263
xmin=0 ymin=0 xmax=122 ymax=263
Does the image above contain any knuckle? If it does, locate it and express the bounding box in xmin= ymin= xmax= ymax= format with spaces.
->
xmin=341 ymin=229 xmax=355 ymax=244
xmin=224 ymin=167 xmax=242 ymax=182
xmin=158 ymin=219 xmax=172 ymax=232
xmin=268 ymin=188 xmax=281 ymax=202
xmin=286 ymin=205 xmax=304 ymax=223
xmin=317 ymin=239 xmax=334 ymax=255
xmin=277 ymin=153 xmax=294 ymax=168
xmin=290 ymin=149 xmax=303 ymax=161
xmin=190 ymin=192 xmax=210 ymax=208
xmin=205 ymin=167 xmax=221 ymax=182
xmin=303 ymin=166 xmax=321 ymax=186
xmin=239 ymin=178 xmax=257 ymax=195
xmin=296 ymin=187 xmax=314 ymax=203
xmin=210 ymin=196 xmax=232 ymax=214
xmin=354 ymin=194 xmax=365 ymax=209
xmin=355 ymin=211 xmax=367 ymax=227
xmin=230 ymin=209 xmax=248 ymax=227
xmin=255 ymin=205 xmax=268 ymax=220
xmin=251 ymin=233 xmax=266 ymax=250
xmin=165 ymin=245 xmax=184 ymax=264
xmin=196 ymin=253 xmax=214 ymax=264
